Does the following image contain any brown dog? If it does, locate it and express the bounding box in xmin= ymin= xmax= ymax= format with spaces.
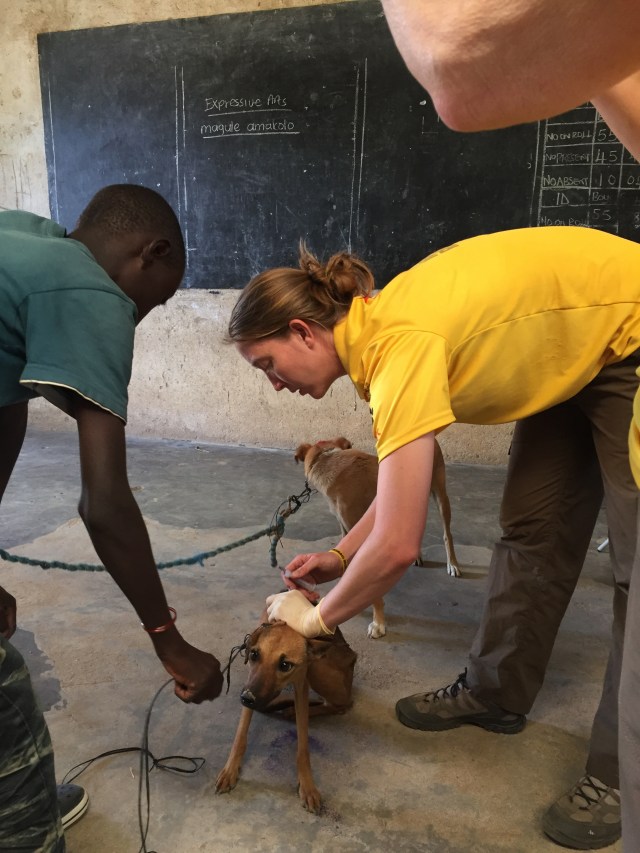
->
xmin=215 ymin=616 xmax=357 ymax=813
xmin=294 ymin=437 xmax=460 ymax=638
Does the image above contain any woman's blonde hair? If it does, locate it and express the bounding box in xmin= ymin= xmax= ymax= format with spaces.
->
xmin=226 ymin=242 xmax=375 ymax=342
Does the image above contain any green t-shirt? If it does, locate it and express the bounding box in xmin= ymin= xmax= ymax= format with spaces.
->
xmin=0 ymin=210 xmax=136 ymax=421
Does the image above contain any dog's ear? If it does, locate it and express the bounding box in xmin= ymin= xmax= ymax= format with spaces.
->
xmin=294 ymin=443 xmax=312 ymax=463
xmin=306 ymin=636 xmax=334 ymax=660
xmin=248 ymin=623 xmax=268 ymax=645
xmin=334 ymin=437 xmax=352 ymax=449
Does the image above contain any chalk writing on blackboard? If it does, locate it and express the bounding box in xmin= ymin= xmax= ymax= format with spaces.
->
xmin=533 ymin=104 xmax=640 ymax=234
xmin=201 ymin=93 xmax=298 ymax=138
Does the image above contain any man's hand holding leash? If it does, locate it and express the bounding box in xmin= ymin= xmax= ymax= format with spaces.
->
xmin=148 ymin=623 xmax=224 ymax=703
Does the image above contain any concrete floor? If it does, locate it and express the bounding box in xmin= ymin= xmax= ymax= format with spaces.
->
xmin=1 ymin=428 xmax=619 ymax=853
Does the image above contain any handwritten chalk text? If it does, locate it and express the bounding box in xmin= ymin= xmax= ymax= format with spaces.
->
xmin=200 ymin=92 xmax=299 ymax=138
xmin=205 ymin=94 xmax=288 ymax=112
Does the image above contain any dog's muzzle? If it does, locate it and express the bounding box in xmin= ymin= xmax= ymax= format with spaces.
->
xmin=240 ymin=688 xmax=257 ymax=708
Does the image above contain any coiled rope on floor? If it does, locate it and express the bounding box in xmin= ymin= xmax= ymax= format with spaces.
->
xmin=0 ymin=482 xmax=317 ymax=573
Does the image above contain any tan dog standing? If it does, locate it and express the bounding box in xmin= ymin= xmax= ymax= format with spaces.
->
xmin=215 ymin=616 xmax=357 ymax=813
xmin=294 ymin=437 xmax=460 ymax=638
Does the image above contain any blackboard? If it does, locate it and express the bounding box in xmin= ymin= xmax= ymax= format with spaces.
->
xmin=38 ymin=0 xmax=640 ymax=289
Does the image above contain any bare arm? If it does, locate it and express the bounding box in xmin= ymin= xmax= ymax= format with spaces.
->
xmin=335 ymin=495 xmax=377 ymax=561
xmin=380 ymin=0 xmax=640 ymax=131
xmin=74 ymin=399 xmax=223 ymax=702
xmin=592 ymin=71 xmax=640 ymax=163
xmin=284 ymin=496 xmax=378 ymax=587
xmin=319 ymin=433 xmax=434 ymax=626
xmin=75 ymin=401 xmax=175 ymax=627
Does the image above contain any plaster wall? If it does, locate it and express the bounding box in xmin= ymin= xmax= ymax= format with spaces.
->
xmin=0 ymin=0 xmax=514 ymax=463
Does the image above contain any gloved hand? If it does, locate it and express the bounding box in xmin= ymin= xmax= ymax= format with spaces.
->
xmin=265 ymin=589 xmax=334 ymax=638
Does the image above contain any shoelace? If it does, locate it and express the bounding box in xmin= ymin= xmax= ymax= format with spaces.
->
xmin=425 ymin=668 xmax=469 ymax=701
xmin=572 ymin=776 xmax=617 ymax=808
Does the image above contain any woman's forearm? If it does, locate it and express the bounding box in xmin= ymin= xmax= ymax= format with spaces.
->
xmin=334 ymin=496 xmax=377 ymax=561
xmin=319 ymin=531 xmax=416 ymax=627
xmin=321 ymin=434 xmax=437 ymax=627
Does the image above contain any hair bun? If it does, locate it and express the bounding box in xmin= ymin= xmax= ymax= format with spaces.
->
xmin=227 ymin=241 xmax=376 ymax=343
xmin=324 ymin=253 xmax=356 ymax=297
xmin=298 ymin=242 xmax=374 ymax=301
xmin=300 ymin=253 xmax=330 ymax=288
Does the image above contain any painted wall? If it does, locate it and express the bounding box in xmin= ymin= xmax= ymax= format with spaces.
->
xmin=0 ymin=0 xmax=513 ymax=463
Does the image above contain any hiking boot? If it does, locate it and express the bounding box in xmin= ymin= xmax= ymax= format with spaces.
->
xmin=542 ymin=775 xmax=621 ymax=850
xmin=395 ymin=668 xmax=526 ymax=734
xmin=57 ymin=783 xmax=89 ymax=830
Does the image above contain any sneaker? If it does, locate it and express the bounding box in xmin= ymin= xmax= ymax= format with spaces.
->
xmin=542 ymin=775 xmax=621 ymax=850
xmin=395 ymin=668 xmax=526 ymax=734
xmin=57 ymin=783 xmax=89 ymax=830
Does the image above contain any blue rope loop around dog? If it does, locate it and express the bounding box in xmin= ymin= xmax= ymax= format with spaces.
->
xmin=0 ymin=482 xmax=317 ymax=573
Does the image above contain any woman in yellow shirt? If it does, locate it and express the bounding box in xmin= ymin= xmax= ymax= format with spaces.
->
xmin=228 ymin=225 xmax=640 ymax=850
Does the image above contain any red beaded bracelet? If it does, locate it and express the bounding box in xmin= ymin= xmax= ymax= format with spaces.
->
xmin=141 ymin=607 xmax=177 ymax=634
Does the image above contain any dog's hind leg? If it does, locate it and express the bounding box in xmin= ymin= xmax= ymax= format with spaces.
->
xmin=433 ymin=489 xmax=461 ymax=577
xmin=294 ymin=678 xmax=322 ymax=814
xmin=367 ymin=597 xmax=386 ymax=638
xmin=431 ymin=443 xmax=461 ymax=578
xmin=215 ymin=706 xmax=253 ymax=794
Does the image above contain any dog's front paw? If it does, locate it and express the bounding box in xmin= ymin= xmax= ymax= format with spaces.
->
xmin=447 ymin=562 xmax=461 ymax=578
xmin=215 ymin=764 xmax=240 ymax=794
xmin=367 ymin=620 xmax=386 ymax=639
xmin=298 ymin=781 xmax=322 ymax=814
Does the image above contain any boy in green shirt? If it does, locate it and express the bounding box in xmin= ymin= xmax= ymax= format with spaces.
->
xmin=0 ymin=185 xmax=223 ymax=850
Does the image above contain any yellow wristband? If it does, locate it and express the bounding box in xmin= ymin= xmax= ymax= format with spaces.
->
xmin=316 ymin=603 xmax=335 ymax=636
xmin=329 ymin=548 xmax=348 ymax=575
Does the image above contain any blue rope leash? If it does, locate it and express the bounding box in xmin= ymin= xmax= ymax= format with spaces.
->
xmin=0 ymin=483 xmax=316 ymax=573
xmin=267 ymin=483 xmax=316 ymax=569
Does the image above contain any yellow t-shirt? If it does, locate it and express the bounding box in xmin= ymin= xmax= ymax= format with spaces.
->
xmin=333 ymin=226 xmax=640 ymax=472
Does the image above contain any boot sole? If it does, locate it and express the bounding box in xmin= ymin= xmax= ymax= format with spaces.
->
xmin=542 ymin=820 xmax=621 ymax=851
xmin=396 ymin=706 xmax=526 ymax=735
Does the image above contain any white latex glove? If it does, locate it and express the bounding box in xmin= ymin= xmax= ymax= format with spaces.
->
xmin=265 ymin=589 xmax=334 ymax=638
